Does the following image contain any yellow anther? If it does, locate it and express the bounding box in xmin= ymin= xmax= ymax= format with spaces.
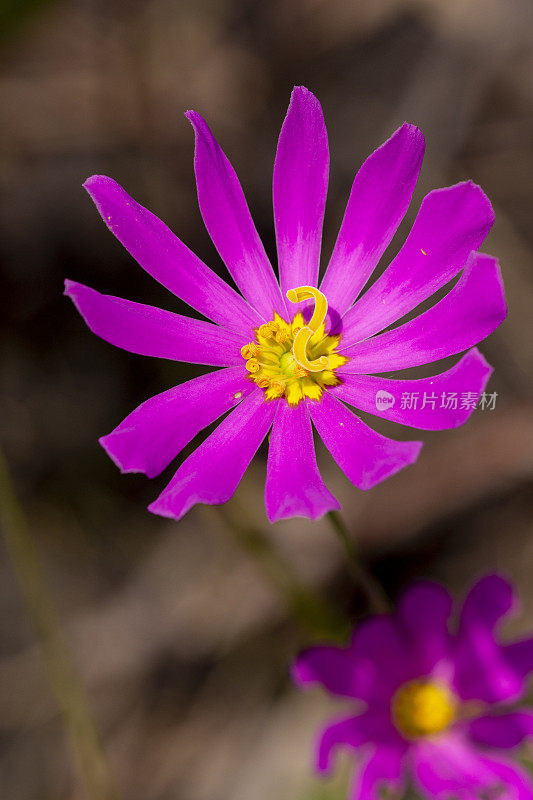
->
xmin=256 ymin=376 xmax=270 ymax=388
xmin=245 ymin=358 xmax=260 ymax=373
xmin=287 ymin=286 xmax=330 ymax=372
xmin=241 ymin=342 xmax=259 ymax=359
xmin=294 ymin=367 xmax=308 ymax=379
xmin=258 ymin=322 xmax=276 ymax=338
xmin=275 ymin=329 xmax=288 ymax=344
xmin=270 ymin=379 xmax=286 ymax=397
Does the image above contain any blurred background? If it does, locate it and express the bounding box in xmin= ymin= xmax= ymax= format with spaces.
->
xmin=1 ymin=0 xmax=533 ymax=797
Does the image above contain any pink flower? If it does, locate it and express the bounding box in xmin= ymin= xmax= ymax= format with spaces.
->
xmin=293 ymin=575 xmax=533 ymax=800
xmin=65 ymin=86 xmax=505 ymax=522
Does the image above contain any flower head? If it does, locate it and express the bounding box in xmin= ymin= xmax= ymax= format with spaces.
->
xmin=65 ymin=86 xmax=505 ymax=522
xmin=293 ymin=575 xmax=533 ymax=800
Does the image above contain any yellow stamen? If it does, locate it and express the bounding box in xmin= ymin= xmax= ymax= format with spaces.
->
xmin=256 ymin=376 xmax=270 ymax=388
xmin=270 ymin=379 xmax=286 ymax=397
xmin=245 ymin=358 xmax=260 ymax=373
xmin=241 ymin=342 xmax=259 ymax=359
xmin=392 ymin=681 xmax=456 ymax=739
xmin=258 ymin=322 xmax=276 ymax=338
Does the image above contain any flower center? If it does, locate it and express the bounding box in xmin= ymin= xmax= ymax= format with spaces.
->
xmin=240 ymin=287 xmax=347 ymax=406
xmin=391 ymin=680 xmax=456 ymax=739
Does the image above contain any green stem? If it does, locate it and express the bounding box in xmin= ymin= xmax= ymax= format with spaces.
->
xmin=327 ymin=510 xmax=390 ymax=614
xmin=211 ymin=503 xmax=349 ymax=641
xmin=0 ymin=447 xmax=119 ymax=800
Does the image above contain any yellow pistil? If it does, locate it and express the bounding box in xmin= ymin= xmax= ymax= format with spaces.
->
xmin=286 ymin=285 xmax=331 ymax=372
xmin=392 ymin=680 xmax=457 ymax=740
xmin=241 ymin=304 xmax=348 ymax=406
xmin=286 ymin=285 xmax=329 ymax=332
xmin=292 ymin=327 xmax=329 ymax=372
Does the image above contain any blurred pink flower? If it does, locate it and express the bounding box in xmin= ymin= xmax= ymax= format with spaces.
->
xmin=65 ymin=86 xmax=505 ymax=522
xmin=293 ymin=575 xmax=533 ymax=800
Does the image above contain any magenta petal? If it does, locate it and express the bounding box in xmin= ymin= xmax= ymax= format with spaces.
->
xmin=414 ymin=735 xmax=533 ymax=800
xmin=99 ymin=367 xmax=253 ymax=478
xmin=413 ymin=735 xmax=494 ymax=800
xmin=148 ymin=390 xmax=275 ymax=520
xmin=185 ymin=111 xmax=285 ymax=320
xmin=396 ymin=582 xmax=452 ymax=674
xmin=340 ymin=253 xmax=506 ymax=373
xmin=476 ymin=756 xmax=533 ymax=800
xmin=308 ymin=393 xmax=422 ymax=490
xmin=83 ymin=175 xmax=260 ymax=336
xmin=64 ymin=280 xmax=242 ymax=366
xmin=350 ymin=743 xmax=405 ymax=800
xmin=333 ymin=349 xmax=492 ymax=430
xmin=454 ymin=575 xmax=523 ymax=703
xmin=316 ymin=716 xmax=371 ymax=775
xmin=294 ymin=615 xmax=411 ymax=703
xmin=469 ymin=711 xmax=533 ymax=749
xmin=320 ymin=123 xmax=424 ymax=318
xmin=265 ymin=401 xmax=339 ymax=522
xmin=350 ymin=615 xmax=413 ymax=692
xmin=502 ymin=638 xmax=533 ymax=680
xmin=292 ymin=645 xmax=371 ymax=700
xmin=316 ymin=714 xmax=401 ymax=777
xmin=341 ymin=181 xmax=495 ymax=343
xmin=273 ymin=86 xmax=329 ymax=296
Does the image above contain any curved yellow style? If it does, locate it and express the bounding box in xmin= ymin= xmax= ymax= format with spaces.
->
xmin=286 ymin=286 xmax=330 ymax=372
xmin=292 ymin=327 xmax=329 ymax=372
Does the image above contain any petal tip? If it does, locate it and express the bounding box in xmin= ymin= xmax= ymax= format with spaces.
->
xmin=398 ymin=121 xmax=425 ymax=145
xmin=184 ymin=109 xmax=207 ymax=136
xmin=468 ymin=346 xmax=494 ymax=375
xmin=463 ymin=572 xmax=518 ymax=622
xmin=289 ymin=84 xmax=321 ymax=111
xmin=63 ymin=278 xmax=84 ymax=302
xmin=400 ymin=579 xmax=452 ymax=611
xmin=291 ymin=84 xmax=312 ymax=97
xmin=83 ymin=174 xmax=110 ymax=192
xmin=98 ymin=434 xmax=150 ymax=476
xmin=359 ymin=439 xmax=423 ymax=491
xmin=289 ymin=657 xmax=308 ymax=688
xmin=147 ymin=497 xmax=183 ymax=520
xmin=474 ymin=572 xmax=513 ymax=595
xmin=290 ymin=650 xmax=323 ymax=689
xmin=266 ymin=496 xmax=340 ymax=524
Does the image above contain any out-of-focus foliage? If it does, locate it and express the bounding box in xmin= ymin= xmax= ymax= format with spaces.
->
xmin=0 ymin=0 xmax=60 ymax=41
